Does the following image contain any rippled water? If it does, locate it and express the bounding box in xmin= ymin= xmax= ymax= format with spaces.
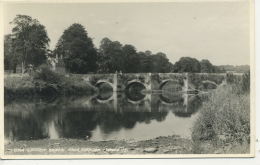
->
xmin=4 ymin=91 xmax=209 ymax=142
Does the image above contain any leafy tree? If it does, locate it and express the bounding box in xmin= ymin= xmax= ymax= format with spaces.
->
xmin=97 ymin=38 xmax=124 ymax=73
xmin=54 ymin=23 xmax=97 ymax=73
xmin=138 ymin=51 xmax=152 ymax=73
xmin=122 ymin=45 xmax=140 ymax=73
xmin=200 ymin=59 xmax=215 ymax=73
xmin=9 ymin=15 xmax=50 ymax=72
xmin=151 ymin=52 xmax=171 ymax=73
xmin=138 ymin=52 xmax=147 ymax=72
xmin=145 ymin=50 xmax=152 ymax=56
xmin=172 ymin=57 xmax=201 ymax=73
xmin=4 ymin=34 xmax=15 ymax=70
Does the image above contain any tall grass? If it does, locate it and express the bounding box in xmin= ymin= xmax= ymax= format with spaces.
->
xmin=191 ymin=72 xmax=250 ymax=154
xmin=4 ymin=76 xmax=36 ymax=99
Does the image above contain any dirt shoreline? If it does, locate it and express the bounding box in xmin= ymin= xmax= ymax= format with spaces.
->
xmin=4 ymin=135 xmax=194 ymax=155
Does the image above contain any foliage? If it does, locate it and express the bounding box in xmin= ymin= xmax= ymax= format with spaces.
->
xmin=150 ymin=52 xmax=172 ymax=73
xmin=172 ymin=57 xmax=201 ymax=73
xmin=7 ymin=15 xmax=50 ymax=71
xmin=122 ymin=45 xmax=140 ymax=73
xmin=172 ymin=57 xmax=227 ymax=73
xmin=97 ymin=38 xmax=124 ymax=73
xmin=61 ymin=75 xmax=98 ymax=95
xmin=218 ymin=65 xmax=250 ymax=73
xmin=4 ymin=76 xmax=36 ymax=98
xmin=96 ymin=41 xmax=174 ymax=73
xmin=5 ymin=15 xmax=234 ymax=75
xmin=200 ymin=59 xmax=215 ymax=73
xmin=136 ymin=51 xmax=173 ymax=73
xmin=4 ymin=34 xmax=15 ymax=70
xmin=54 ymin=23 xmax=97 ymax=74
xmin=191 ymin=75 xmax=250 ymax=154
xmin=138 ymin=51 xmax=152 ymax=72
xmin=226 ymin=72 xmax=250 ymax=94
xmin=241 ymin=72 xmax=250 ymax=93
xmin=33 ymin=64 xmax=62 ymax=85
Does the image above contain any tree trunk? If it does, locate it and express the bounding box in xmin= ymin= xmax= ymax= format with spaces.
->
xmin=21 ymin=61 xmax=25 ymax=76
xmin=12 ymin=63 xmax=16 ymax=73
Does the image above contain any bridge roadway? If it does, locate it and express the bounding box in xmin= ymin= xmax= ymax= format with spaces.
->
xmin=68 ymin=73 xmax=228 ymax=92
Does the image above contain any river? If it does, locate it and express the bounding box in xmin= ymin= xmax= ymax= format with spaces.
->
xmin=4 ymin=90 xmax=210 ymax=143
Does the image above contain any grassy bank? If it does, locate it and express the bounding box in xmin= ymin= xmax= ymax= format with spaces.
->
xmin=190 ymin=73 xmax=250 ymax=154
xmin=4 ymin=65 xmax=98 ymax=99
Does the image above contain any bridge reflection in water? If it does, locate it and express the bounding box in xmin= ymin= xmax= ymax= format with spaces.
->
xmin=4 ymin=92 xmax=209 ymax=142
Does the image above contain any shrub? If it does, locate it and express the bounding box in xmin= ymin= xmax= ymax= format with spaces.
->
xmin=33 ymin=64 xmax=63 ymax=85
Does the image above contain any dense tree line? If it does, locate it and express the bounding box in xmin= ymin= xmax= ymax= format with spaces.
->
xmin=5 ymin=15 xmax=227 ymax=74
xmin=172 ymin=57 xmax=226 ymax=73
xmin=96 ymin=38 xmax=173 ymax=73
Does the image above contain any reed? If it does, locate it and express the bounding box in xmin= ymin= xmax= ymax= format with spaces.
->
xmin=191 ymin=72 xmax=250 ymax=154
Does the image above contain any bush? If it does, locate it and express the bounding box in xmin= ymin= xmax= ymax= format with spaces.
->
xmin=33 ymin=64 xmax=63 ymax=85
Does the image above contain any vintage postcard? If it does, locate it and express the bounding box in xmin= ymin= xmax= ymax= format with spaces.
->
xmin=0 ymin=0 xmax=255 ymax=159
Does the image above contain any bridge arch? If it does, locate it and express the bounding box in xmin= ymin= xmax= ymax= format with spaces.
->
xmin=125 ymin=80 xmax=146 ymax=91
xmin=159 ymin=94 xmax=174 ymax=105
xmin=159 ymin=93 xmax=184 ymax=105
xmin=159 ymin=79 xmax=180 ymax=90
xmin=125 ymin=91 xmax=146 ymax=102
xmin=196 ymin=80 xmax=218 ymax=89
xmin=124 ymin=93 xmax=148 ymax=105
xmin=96 ymin=91 xmax=114 ymax=103
xmin=95 ymin=97 xmax=114 ymax=104
xmin=201 ymin=80 xmax=218 ymax=86
xmin=95 ymin=80 xmax=114 ymax=90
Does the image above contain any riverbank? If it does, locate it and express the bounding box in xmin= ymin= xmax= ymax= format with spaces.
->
xmin=4 ymin=65 xmax=98 ymax=99
xmin=191 ymin=82 xmax=250 ymax=154
xmin=4 ymin=132 xmax=250 ymax=155
xmin=3 ymin=135 xmax=193 ymax=155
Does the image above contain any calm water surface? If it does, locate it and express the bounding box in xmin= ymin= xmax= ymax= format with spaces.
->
xmin=4 ymin=91 xmax=209 ymax=142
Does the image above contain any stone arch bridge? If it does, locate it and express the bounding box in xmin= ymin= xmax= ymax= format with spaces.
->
xmin=69 ymin=73 xmax=228 ymax=92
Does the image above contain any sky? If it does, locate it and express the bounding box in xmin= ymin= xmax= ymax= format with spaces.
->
xmin=3 ymin=1 xmax=251 ymax=66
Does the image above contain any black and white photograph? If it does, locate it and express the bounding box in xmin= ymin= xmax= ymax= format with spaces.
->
xmin=1 ymin=0 xmax=254 ymax=159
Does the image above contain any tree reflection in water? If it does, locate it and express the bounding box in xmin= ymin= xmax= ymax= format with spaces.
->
xmin=4 ymin=91 xmax=208 ymax=141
